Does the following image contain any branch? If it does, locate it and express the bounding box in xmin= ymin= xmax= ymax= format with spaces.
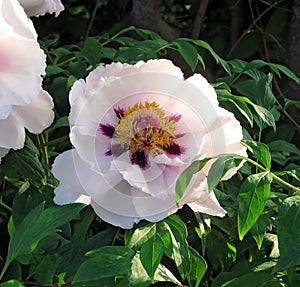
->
xmin=191 ymin=0 xmax=209 ymax=39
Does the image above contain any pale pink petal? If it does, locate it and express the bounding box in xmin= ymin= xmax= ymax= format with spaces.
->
xmin=14 ymin=90 xmax=54 ymax=133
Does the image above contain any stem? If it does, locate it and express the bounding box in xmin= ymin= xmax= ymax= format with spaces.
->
xmin=0 ymin=197 xmax=12 ymax=213
xmin=85 ymin=0 xmax=100 ymax=39
xmin=243 ymin=157 xmax=300 ymax=192
xmin=37 ymin=134 xmax=69 ymax=148
xmin=36 ymin=134 xmax=49 ymax=164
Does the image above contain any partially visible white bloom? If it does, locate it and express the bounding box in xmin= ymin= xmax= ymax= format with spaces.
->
xmin=52 ymin=59 xmax=247 ymax=229
xmin=18 ymin=0 xmax=64 ymax=17
xmin=0 ymin=0 xmax=54 ymax=161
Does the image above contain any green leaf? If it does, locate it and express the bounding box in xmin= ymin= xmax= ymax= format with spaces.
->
xmin=1 ymin=136 xmax=45 ymax=181
xmin=1 ymin=203 xmax=85 ymax=278
xmin=268 ymin=140 xmax=300 ymax=155
xmin=140 ymin=236 xmax=164 ymax=280
xmin=269 ymin=63 xmax=300 ymax=84
xmin=135 ymin=28 xmax=162 ymax=40
xmin=72 ymin=246 xmax=135 ymax=284
xmin=156 ymin=223 xmax=173 ymax=258
xmin=175 ymin=158 xmax=210 ymax=204
xmin=118 ymin=253 xmax=182 ymax=287
xmin=233 ymin=74 xmax=276 ymax=108
xmin=242 ymin=140 xmax=272 ymax=169
xmin=217 ymin=89 xmax=253 ymax=126
xmin=273 ymin=195 xmax=300 ymax=272
xmin=172 ymin=38 xmax=199 ymax=71
xmin=82 ymin=37 xmax=102 ymax=65
xmin=265 ymin=9 xmax=288 ymax=37
xmin=251 ymin=213 xmax=271 ymax=249
xmin=238 ymin=172 xmax=272 ymax=240
xmin=46 ymin=116 xmax=69 ymax=133
xmin=212 ymin=261 xmax=276 ymax=287
xmin=188 ymin=247 xmax=207 ymax=287
xmin=127 ymin=222 xmax=156 ymax=250
xmin=241 ymin=59 xmax=267 ymax=73
xmin=55 ymin=226 xmax=117 ymax=278
xmin=230 ymin=31 xmax=262 ymax=59
xmin=158 ymin=215 xmax=190 ymax=280
xmin=46 ymin=65 xmax=65 ymax=76
xmin=0 ymin=280 xmax=24 ymax=287
xmin=207 ymin=155 xmax=243 ymax=191
xmin=251 ymin=103 xmax=276 ymax=130
xmin=193 ymin=40 xmax=231 ymax=75
xmin=30 ymin=254 xmax=58 ymax=285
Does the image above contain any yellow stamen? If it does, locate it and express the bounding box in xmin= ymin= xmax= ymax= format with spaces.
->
xmin=114 ymin=101 xmax=176 ymax=156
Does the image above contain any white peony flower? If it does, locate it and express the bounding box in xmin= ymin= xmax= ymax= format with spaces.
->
xmin=0 ymin=0 xmax=54 ymax=161
xmin=18 ymin=0 xmax=64 ymax=17
xmin=52 ymin=59 xmax=247 ymax=229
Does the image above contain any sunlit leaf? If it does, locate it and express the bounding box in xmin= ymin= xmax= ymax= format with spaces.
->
xmin=207 ymin=155 xmax=243 ymax=191
xmin=188 ymin=247 xmax=207 ymax=287
xmin=0 ymin=280 xmax=24 ymax=287
xmin=140 ymin=236 xmax=164 ymax=280
xmin=127 ymin=222 xmax=156 ymax=250
xmin=158 ymin=215 xmax=190 ymax=280
xmin=238 ymin=172 xmax=272 ymax=240
xmin=242 ymin=140 xmax=272 ymax=169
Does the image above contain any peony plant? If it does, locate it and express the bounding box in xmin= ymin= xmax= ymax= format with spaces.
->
xmin=52 ymin=59 xmax=247 ymax=229
xmin=0 ymin=0 xmax=54 ymax=161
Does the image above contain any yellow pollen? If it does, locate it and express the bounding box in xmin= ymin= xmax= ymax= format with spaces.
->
xmin=114 ymin=101 xmax=176 ymax=155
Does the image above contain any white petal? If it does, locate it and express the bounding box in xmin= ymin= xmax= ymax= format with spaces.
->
xmin=14 ymin=89 xmax=54 ymax=133
xmin=0 ymin=147 xmax=10 ymax=162
xmin=0 ymin=23 xmax=46 ymax=107
xmin=18 ymin=0 xmax=64 ymax=17
xmin=54 ymin=186 xmax=91 ymax=205
xmin=90 ymin=201 xmax=139 ymax=229
xmin=188 ymin=191 xmax=226 ymax=217
xmin=0 ymin=105 xmax=12 ymax=120
xmin=182 ymin=174 xmax=226 ymax=217
xmin=1 ymin=0 xmax=37 ymax=39
xmin=0 ymin=112 xmax=25 ymax=149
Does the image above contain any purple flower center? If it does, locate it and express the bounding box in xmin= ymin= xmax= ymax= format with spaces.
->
xmin=100 ymin=101 xmax=185 ymax=168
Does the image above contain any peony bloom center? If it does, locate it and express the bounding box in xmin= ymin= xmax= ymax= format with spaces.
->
xmin=100 ymin=101 xmax=185 ymax=169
